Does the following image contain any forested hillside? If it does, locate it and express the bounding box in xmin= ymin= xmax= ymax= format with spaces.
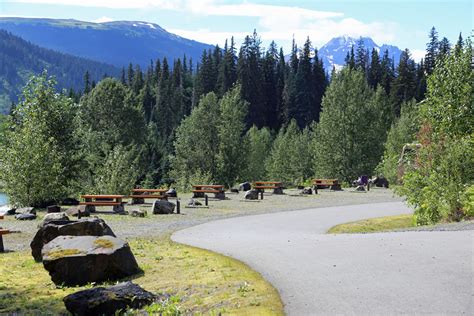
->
xmin=0 ymin=30 xmax=119 ymax=113
xmin=0 ymin=17 xmax=214 ymax=68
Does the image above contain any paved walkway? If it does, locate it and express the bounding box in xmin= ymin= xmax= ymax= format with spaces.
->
xmin=172 ymin=202 xmax=473 ymax=315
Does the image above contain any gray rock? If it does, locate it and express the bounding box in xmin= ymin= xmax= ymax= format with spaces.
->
xmin=230 ymin=188 xmax=239 ymax=193
xmin=30 ymin=218 xmax=115 ymax=262
xmin=65 ymin=205 xmax=90 ymax=217
xmin=40 ymin=212 xmax=69 ymax=228
xmin=187 ymin=198 xmax=202 ymax=207
xmin=42 ymin=235 xmax=140 ymax=286
xmin=301 ymin=187 xmax=313 ymax=195
xmin=15 ymin=213 xmax=37 ymax=220
xmin=47 ymin=205 xmax=61 ymax=213
xmin=165 ymin=188 xmax=177 ymax=198
xmin=244 ymin=190 xmax=259 ymax=200
xmin=16 ymin=207 xmax=36 ymax=215
xmin=130 ymin=209 xmax=146 ymax=218
xmin=239 ymin=182 xmax=251 ymax=191
xmin=152 ymin=200 xmax=175 ymax=214
xmin=355 ymin=185 xmax=366 ymax=192
xmin=371 ymin=176 xmax=390 ymax=188
xmin=63 ymin=281 xmax=158 ymax=316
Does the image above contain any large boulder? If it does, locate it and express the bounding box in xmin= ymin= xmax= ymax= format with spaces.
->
xmin=42 ymin=235 xmax=140 ymax=286
xmin=65 ymin=205 xmax=90 ymax=217
xmin=239 ymin=182 xmax=251 ymax=191
xmin=30 ymin=218 xmax=115 ymax=262
xmin=63 ymin=282 xmax=158 ymax=316
xmin=47 ymin=205 xmax=61 ymax=213
xmin=15 ymin=213 xmax=37 ymax=220
xmin=152 ymin=200 xmax=175 ymax=214
xmin=39 ymin=212 xmax=69 ymax=228
xmin=371 ymin=176 xmax=390 ymax=188
xmin=244 ymin=190 xmax=259 ymax=200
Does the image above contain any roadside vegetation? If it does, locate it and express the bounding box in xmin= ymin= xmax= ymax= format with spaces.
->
xmin=327 ymin=214 xmax=414 ymax=234
xmin=0 ymin=236 xmax=283 ymax=315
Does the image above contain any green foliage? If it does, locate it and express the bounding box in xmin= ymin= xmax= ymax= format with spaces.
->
xmin=242 ymin=126 xmax=273 ymax=182
xmin=170 ymin=92 xmax=220 ymax=190
xmin=93 ymin=145 xmax=141 ymax=194
xmin=216 ymin=86 xmax=248 ymax=187
xmin=400 ymin=43 xmax=473 ymax=225
xmin=376 ymin=100 xmax=419 ymax=184
xmin=313 ymin=68 xmax=387 ymax=182
xmin=0 ymin=72 xmax=78 ymax=206
xmin=265 ymin=120 xmax=313 ymax=184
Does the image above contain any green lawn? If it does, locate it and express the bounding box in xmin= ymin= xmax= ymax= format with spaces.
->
xmin=0 ymin=237 xmax=283 ymax=315
xmin=327 ymin=214 xmax=414 ymax=234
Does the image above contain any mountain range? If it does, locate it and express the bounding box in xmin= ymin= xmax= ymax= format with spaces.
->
xmin=318 ymin=35 xmax=403 ymax=73
xmin=0 ymin=17 xmax=405 ymax=112
xmin=0 ymin=17 xmax=214 ymax=68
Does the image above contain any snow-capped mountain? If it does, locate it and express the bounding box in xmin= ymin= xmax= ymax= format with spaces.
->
xmin=318 ymin=35 xmax=403 ymax=73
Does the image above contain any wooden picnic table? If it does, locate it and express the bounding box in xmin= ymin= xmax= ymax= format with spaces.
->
xmin=253 ymin=181 xmax=284 ymax=194
xmin=80 ymin=194 xmax=125 ymax=213
xmin=192 ymin=185 xmax=225 ymax=199
xmin=312 ymin=179 xmax=341 ymax=190
xmin=129 ymin=188 xmax=168 ymax=204
xmin=0 ymin=215 xmax=10 ymax=252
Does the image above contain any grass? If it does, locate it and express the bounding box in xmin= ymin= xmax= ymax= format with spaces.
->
xmin=0 ymin=236 xmax=283 ymax=315
xmin=327 ymin=214 xmax=414 ymax=234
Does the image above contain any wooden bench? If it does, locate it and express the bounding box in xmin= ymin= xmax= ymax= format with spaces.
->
xmin=0 ymin=213 xmax=10 ymax=252
xmin=312 ymin=179 xmax=341 ymax=190
xmin=192 ymin=185 xmax=225 ymax=200
xmin=253 ymin=181 xmax=284 ymax=194
xmin=80 ymin=195 xmax=125 ymax=213
xmin=129 ymin=189 xmax=168 ymax=204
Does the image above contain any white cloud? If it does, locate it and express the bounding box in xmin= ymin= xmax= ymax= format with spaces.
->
xmin=11 ymin=0 xmax=182 ymax=9
xmin=93 ymin=16 xmax=114 ymax=23
xmin=411 ymin=49 xmax=425 ymax=62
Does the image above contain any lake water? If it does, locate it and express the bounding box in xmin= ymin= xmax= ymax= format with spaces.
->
xmin=0 ymin=192 xmax=8 ymax=206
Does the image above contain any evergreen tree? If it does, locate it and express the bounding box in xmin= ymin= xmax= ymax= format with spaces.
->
xmin=390 ymin=49 xmax=417 ymax=117
xmin=282 ymin=38 xmax=298 ymax=125
xmin=344 ymin=46 xmax=356 ymax=69
xmin=237 ymin=30 xmax=265 ymax=127
xmin=425 ymin=26 xmax=439 ymax=75
xmin=262 ymin=41 xmax=279 ymax=129
xmin=83 ymin=70 xmax=91 ymax=94
xmin=438 ymin=37 xmax=451 ymax=60
xmin=415 ymin=59 xmax=427 ymax=101
xmin=312 ymin=48 xmax=327 ymax=123
xmin=275 ymin=47 xmax=287 ymax=128
xmin=355 ymin=38 xmax=368 ymax=73
xmin=454 ymin=33 xmax=464 ymax=55
xmin=368 ymin=48 xmax=382 ymax=89
xmin=217 ymin=38 xmax=237 ymax=96
xmin=380 ymin=49 xmax=395 ymax=95
xmin=127 ymin=63 xmax=134 ymax=86
xmin=293 ymin=37 xmax=315 ymax=127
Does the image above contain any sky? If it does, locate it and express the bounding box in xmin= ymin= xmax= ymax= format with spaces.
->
xmin=1 ymin=0 xmax=472 ymax=61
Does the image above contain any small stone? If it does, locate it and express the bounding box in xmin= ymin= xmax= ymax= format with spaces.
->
xmin=130 ymin=209 xmax=146 ymax=217
xmin=187 ymin=198 xmax=202 ymax=207
xmin=16 ymin=207 xmax=36 ymax=215
xmin=65 ymin=205 xmax=90 ymax=217
xmin=40 ymin=212 xmax=69 ymax=228
xmin=15 ymin=213 xmax=36 ymax=220
xmin=47 ymin=205 xmax=61 ymax=213
xmin=165 ymin=188 xmax=177 ymax=198
xmin=301 ymin=187 xmax=313 ymax=195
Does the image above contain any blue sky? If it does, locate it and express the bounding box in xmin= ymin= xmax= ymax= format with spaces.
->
xmin=1 ymin=0 xmax=472 ymax=60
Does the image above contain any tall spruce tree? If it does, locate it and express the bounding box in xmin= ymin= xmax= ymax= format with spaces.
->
xmin=425 ymin=26 xmax=439 ymax=75
xmin=368 ymin=48 xmax=382 ymax=89
xmin=390 ymin=49 xmax=417 ymax=117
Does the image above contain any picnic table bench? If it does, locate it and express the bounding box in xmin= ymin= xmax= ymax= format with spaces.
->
xmin=253 ymin=181 xmax=284 ymax=194
xmin=312 ymin=179 xmax=341 ymax=191
xmin=129 ymin=188 xmax=168 ymax=204
xmin=192 ymin=185 xmax=225 ymax=200
xmin=80 ymin=195 xmax=126 ymax=213
xmin=0 ymin=215 xmax=10 ymax=252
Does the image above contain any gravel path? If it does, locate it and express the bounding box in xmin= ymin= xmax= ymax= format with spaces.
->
xmin=1 ymin=188 xmax=404 ymax=251
xmin=173 ymin=202 xmax=474 ymax=315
